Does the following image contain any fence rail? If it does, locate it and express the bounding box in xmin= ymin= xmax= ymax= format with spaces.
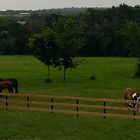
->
xmin=0 ymin=93 xmax=140 ymax=120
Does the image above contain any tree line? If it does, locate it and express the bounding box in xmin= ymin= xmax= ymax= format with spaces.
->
xmin=0 ymin=4 xmax=140 ymax=57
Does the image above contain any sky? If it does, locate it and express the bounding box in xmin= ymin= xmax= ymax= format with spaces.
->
xmin=0 ymin=0 xmax=139 ymax=11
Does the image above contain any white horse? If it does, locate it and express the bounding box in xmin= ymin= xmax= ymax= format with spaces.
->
xmin=129 ymin=93 xmax=140 ymax=108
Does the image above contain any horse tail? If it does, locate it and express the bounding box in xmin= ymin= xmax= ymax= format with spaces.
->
xmin=14 ymin=78 xmax=18 ymax=94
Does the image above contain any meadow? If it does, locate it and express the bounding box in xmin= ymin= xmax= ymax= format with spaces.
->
xmin=0 ymin=55 xmax=140 ymax=140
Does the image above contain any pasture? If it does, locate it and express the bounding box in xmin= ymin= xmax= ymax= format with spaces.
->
xmin=0 ymin=55 xmax=140 ymax=140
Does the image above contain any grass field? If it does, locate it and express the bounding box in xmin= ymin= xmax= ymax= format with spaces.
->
xmin=0 ymin=55 xmax=140 ymax=140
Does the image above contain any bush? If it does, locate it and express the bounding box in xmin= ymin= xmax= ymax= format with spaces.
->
xmin=45 ymin=78 xmax=52 ymax=83
xmin=90 ymin=75 xmax=96 ymax=80
xmin=134 ymin=57 xmax=140 ymax=78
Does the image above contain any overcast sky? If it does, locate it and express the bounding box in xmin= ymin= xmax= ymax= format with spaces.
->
xmin=0 ymin=0 xmax=139 ymax=11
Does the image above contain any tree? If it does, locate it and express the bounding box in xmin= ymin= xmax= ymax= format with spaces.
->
xmin=118 ymin=21 xmax=140 ymax=56
xmin=7 ymin=22 xmax=30 ymax=55
xmin=28 ymin=28 xmax=59 ymax=82
xmin=52 ymin=17 xmax=83 ymax=80
xmin=29 ymin=17 xmax=83 ymax=82
xmin=26 ymin=19 xmax=45 ymax=35
xmin=44 ymin=13 xmax=65 ymax=28
xmin=0 ymin=30 xmax=15 ymax=54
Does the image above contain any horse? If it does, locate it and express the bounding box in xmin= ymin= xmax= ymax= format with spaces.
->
xmin=0 ymin=81 xmax=13 ymax=93
xmin=124 ymin=87 xmax=140 ymax=108
xmin=124 ymin=87 xmax=134 ymax=100
xmin=130 ymin=92 xmax=140 ymax=108
xmin=0 ymin=78 xmax=18 ymax=93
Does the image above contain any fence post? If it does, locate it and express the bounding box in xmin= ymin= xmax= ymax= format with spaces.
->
xmin=5 ymin=95 xmax=8 ymax=110
xmin=104 ymin=101 xmax=106 ymax=118
xmin=133 ymin=100 xmax=136 ymax=121
xmin=26 ymin=96 xmax=30 ymax=111
xmin=76 ymin=100 xmax=79 ymax=116
xmin=51 ymin=98 xmax=54 ymax=113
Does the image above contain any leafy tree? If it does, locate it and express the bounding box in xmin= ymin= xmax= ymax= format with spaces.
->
xmin=0 ymin=38 xmax=15 ymax=54
xmin=26 ymin=19 xmax=45 ymax=34
xmin=7 ymin=22 xmax=30 ymax=55
xmin=28 ymin=28 xmax=59 ymax=82
xmin=53 ymin=17 xmax=83 ymax=80
xmin=44 ymin=13 xmax=65 ymax=28
xmin=0 ymin=30 xmax=15 ymax=54
xmin=29 ymin=17 xmax=83 ymax=81
xmin=118 ymin=21 xmax=140 ymax=56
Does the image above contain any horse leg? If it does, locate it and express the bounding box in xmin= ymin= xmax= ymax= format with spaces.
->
xmin=0 ymin=89 xmax=2 ymax=97
xmin=9 ymin=88 xmax=13 ymax=93
xmin=7 ymin=88 xmax=13 ymax=97
xmin=7 ymin=88 xmax=10 ymax=93
xmin=129 ymin=103 xmax=133 ymax=108
xmin=15 ymin=87 xmax=18 ymax=94
xmin=7 ymin=88 xmax=11 ymax=97
xmin=16 ymin=88 xmax=18 ymax=94
xmin=13 ymin=79 xmax=18 ymax=94
xmin=11 ymin=88 xmax=13 ymax=93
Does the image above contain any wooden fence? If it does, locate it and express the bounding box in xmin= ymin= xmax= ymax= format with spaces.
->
xmin=0 ymin=93 xmax=140 ymax=120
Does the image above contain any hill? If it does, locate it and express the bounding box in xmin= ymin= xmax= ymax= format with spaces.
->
xmin=0 ymin=7 xmax=107 ymax=16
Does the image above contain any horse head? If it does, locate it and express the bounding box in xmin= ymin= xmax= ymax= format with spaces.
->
xmin=136 ymin=93 xmax=140 ymax=100
xmin=129 ymin=93 xmax=140 ymax=108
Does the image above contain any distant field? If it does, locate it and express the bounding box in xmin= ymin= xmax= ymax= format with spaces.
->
xmin=0 ymin=55 xmax=139 ymax=140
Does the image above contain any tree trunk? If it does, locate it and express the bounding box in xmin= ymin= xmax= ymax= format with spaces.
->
xmin=63 ymin=67 xmax=66 ymax=80
xmin=47 ymin=65 xmax=50 ymax=79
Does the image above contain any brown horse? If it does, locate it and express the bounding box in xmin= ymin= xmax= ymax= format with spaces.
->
xmin=0 ymin=81 xmax=13 ymax=93
xmin=124 ymin=87 xmax=140 ymax=108
xmin=124 ymin=87 xmax=134 ymax=100
xmin=0 ymin=78 xmax=18 ymax=93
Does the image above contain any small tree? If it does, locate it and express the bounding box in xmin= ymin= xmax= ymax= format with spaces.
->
xmin=28 ymin=28 xmax=59 ymax=82
xmin=53 ymin=17 xmax=83 ymax=80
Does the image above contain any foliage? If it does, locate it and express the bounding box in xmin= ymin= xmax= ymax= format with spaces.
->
xmin=26 ymin=16 xmax=45 ymax=34
xmin=45 ymin=78 xmax=52 ymax=83
xmin=52 ymin=17 xmax=83 ymax=80
xmin=44 ymin=13 xmax=65 ymax=28
xmin=0 ymin=20 xmax=29 ymax=55
xmin=90 ymin=75 xmax=96 ymax=80
xmin=118 ymin=20 xmax=140 ymax=57
xmin=0 ymin=38 xmax=15 ymax=54
xmin=28 ymin=28 xmax=59 ymax=80
xmin=1 ymin=4 xmax=140 ymax=57
xmin=29 ymin=17 xmax=83 ymax=80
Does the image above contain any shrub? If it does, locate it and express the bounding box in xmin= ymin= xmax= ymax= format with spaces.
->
xmin=134 ymin=57 xmax=140 ymax=78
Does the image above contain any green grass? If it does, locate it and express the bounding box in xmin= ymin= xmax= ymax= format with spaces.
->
xmin=0 ymin=110 xmax=140 ymax=140
xmin=0 ymin=55 xmax=140 ymax=140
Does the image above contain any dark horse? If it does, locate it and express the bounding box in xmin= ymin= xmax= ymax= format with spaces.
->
xmin=0 ymin=78 xmax=18 ymax=93
xmin=0 ymin=81 xmax=13 ymax=93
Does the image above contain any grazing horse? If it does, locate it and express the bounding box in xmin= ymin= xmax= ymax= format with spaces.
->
xmin=0 ymin=78 xmax=18 ymax=93
xmin=124 ymin=88 xmax=134 ymax=100
xmin=124 ymin=88 xmax=140 ymax=108
xmin=130 ymin=93 xmax=140 ymax=108
xmin=0 ymin=81 xmax=13 ymax=93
